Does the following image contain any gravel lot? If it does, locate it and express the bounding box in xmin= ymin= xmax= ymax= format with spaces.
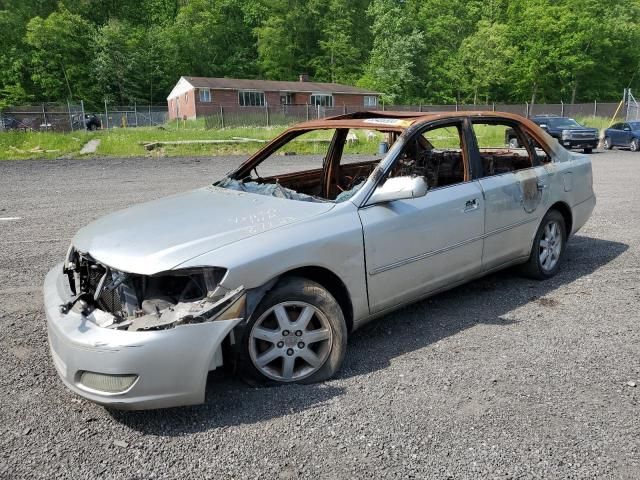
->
xmin=0 ymin=151 xmax=638 ymax=479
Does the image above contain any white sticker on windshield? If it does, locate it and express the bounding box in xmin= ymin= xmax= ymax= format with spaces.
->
xmin=362 ymin=118 xmax=405 ymax=126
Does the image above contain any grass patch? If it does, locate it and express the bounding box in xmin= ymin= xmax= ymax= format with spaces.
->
xmin=0 ymin=130 xmax=95 ymax=159
xmin=0 ymin=115 xmax=618 ymax=160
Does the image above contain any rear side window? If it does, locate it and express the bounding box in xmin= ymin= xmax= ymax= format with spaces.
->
xmin=472 ymin=122 xmax=534 ymax=177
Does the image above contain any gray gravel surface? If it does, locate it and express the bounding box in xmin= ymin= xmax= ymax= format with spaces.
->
xmin=0 ymin=151 xmax=638 ymax=479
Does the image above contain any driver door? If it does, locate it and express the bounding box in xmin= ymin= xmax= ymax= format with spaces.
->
xmin=358 ymin=120 xmax=485 ymax=313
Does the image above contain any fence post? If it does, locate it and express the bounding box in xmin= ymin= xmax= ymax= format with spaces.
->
xmin=306 ymin=104 xmax=310 ymax=121
xmin=455 ymin=100 xmax=458 ymax=112
xmin=219 ymin=106 xmax=225 ymax=129
xmin=104 ymin=100 xmax=109 ymax=129
xmin=593 ymin=100 xmax=597 ymax=118
xmin=626 ymin=89 xmax=631 ymax=120
xmin=382 ymin=101 xmax=385 ymax=111
xmin=80 ymin=100 xmax=85 ymax=129
xmin=41 ymin=103 xmax=47 ymax=130
xmin=343 ymin=104 xmax=346 ymax=115
xmin=561 ymin=100 xmax=564 ymax=117
xmin=67 ymin=99 xmax=73 ymax=131
xmin=265 ymin=102 xmax=270 ymax=127
xmin=134 ymin=102 xmax=138 ymax=127
xmin=317 ymin=105 xmax=320 ymax=119
xmin=492 ymin=102 xmax=495 ymax=112
xmin=525 ymin=102 xmax=529 ymax=118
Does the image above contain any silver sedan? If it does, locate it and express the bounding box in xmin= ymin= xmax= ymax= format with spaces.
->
xmin=44 ymin=111 xmax=595 ymax=409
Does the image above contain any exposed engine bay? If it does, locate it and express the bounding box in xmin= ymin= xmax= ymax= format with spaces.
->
xmin=61 ymin=249 xmax=244 ymax=332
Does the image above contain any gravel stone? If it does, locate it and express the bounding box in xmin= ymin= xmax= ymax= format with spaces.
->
xmin=0 ymin=151 xmax=638 ymax=479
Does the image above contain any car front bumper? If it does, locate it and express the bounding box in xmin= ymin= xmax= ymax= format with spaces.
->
xmin=562 ymin=139 xmax=598 ymax=150
xmin=44 ymin=264 xmax=243 ymax=410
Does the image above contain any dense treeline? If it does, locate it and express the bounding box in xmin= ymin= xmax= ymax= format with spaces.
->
xmin=1 ymin=0 xmax=639 ymax=109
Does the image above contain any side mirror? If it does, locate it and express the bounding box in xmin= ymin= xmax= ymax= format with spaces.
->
xmin=367 ymin=176 xmax=428 ymax=205
xmin=624 ymin=127 xmax=631 ymax=132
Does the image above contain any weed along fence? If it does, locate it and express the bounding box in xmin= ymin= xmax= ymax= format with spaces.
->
xmin=0 ymin=102 xmax=168 ymax=132
xmin=0 ymin=100 xmax=628 ymax=132
xmin=202 ymin=102 xmax=624 ymax=129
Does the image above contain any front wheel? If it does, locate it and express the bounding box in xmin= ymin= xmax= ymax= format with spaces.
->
xmin=583 ymin=148 xmax=593 ymax=154
xmin=520 ymin=210 xmax=567 ymax=280
xmin=603 ymin=137 xmax=613 ymax=150
xmin=631 ymin=139 xmax=640 ymax=152
xmin=239 ymin=277 xmax=347 ymax=385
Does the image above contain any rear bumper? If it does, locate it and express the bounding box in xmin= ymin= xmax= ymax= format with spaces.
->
xmin=44 ymin=264 xmax=242 ymax=410
xmin=571 ymin=195 xmax=596 ymax=235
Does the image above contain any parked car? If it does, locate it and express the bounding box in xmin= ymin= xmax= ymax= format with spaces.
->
xmin=85 ymin=114 xmax=102 ymax=131
xmin=602 ymin=121 xmax=640 ymax=151
xmin=506 ymin=115 xmax=599 ymax=154
xmin=44 ymin=111 xmax=595 ymax=409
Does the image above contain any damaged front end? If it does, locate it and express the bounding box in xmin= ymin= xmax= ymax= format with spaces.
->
xmin=44 ymin=249 xmax=248 ymax=409
xmin=60 ymin=247 xmax=244 ymax=331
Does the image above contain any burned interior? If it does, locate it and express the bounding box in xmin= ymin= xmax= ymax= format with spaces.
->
xmin=61 ymin=249 xmax=244 ymax=332
xmin=215 ymin=113 xmax=553 ymax=203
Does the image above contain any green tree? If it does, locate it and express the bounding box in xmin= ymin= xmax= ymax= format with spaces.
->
xmin=312 ymin=0 xmax=370 ymax=84
xmin=170 ymin=0 xmax=259 ymax=79
xmin=359 ymin=0 xmax=425 ymax=104
xmin=25 ymin=8 xmax=95 ymax=101
xmin=457 ymin=21 xmax=515 ymax=104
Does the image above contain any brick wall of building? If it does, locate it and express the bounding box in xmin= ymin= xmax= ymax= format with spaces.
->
xmin=178 ymin=86 xmax=378 ymax=119
xmin=168 ymin=89 xmax=197 ymax=120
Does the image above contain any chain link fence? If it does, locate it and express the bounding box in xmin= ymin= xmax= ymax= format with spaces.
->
xmin=0 ymin=102 xmax=168 ymax=132
xmin=0 ymin=100 xmax=631 ymax=132
xmin=202 ymin=101 xmax=625 ymax=130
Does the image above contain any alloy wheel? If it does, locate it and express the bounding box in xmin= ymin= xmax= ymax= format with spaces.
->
xmin=249 ymin=301 xmax=333 ymax=382
xmin=539 ymin=220 xmax=562 ymax=272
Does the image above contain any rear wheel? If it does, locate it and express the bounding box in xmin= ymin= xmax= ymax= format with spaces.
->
xmin=520 ymin=210 xmax=567 ymax=280
xmin=631 ymin=139 xmax=640 ymax=152
xmin=583 ymin=148 xmax=593 ymax=154
xmin=603 ymin=137 xmax=613 ymax=150
xmin=239 ymin=277 xmax=347 ymax=385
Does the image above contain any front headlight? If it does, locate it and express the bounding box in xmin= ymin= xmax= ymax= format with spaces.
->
xmin=562 ymin=130 xmax=571 ymax=140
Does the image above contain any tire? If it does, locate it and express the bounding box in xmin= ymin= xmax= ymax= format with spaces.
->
xmin=583 ymin=148 xmax=593 ymax=154
xmin=238 ymin=276 xmax=347 ymax=386
xmin=520 ymin=210 xmax=567 ymax=280
xmin=631 ymin=139 xmax=640 ymax=152
xmin=603 ymin=137 xmax=613 ymax=150
xmin=509 ymin=137 xmax=520 ymax=149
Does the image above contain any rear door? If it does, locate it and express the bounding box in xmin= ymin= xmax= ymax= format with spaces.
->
xmin=359 ymin=120 xmax=485 ymax=313
xmin=470 ymin=119 xmax=547 ymax=269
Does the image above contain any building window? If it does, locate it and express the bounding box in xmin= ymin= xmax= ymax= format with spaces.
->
xmin=364 ymin=95 xmax=378 ymax=107
xmin=239 ymin=91 xmax=265 ymax=107
xmin=184 ymin=92 xmax=188 ymax=102
xmin=310 ymin=94 xmax=333 ymax=107
xmin=280 ymin=93 xmax=293 ymax=105
xmin=199 ymin=88 xmax=211 ymax=102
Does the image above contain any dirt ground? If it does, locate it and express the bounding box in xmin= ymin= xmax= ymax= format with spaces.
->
xmin=0 ymin=151 xmax=638 ymax=479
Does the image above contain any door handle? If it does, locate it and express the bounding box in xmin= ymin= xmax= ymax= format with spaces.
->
xmin=464 ymin=198 xmax=479 ymax=212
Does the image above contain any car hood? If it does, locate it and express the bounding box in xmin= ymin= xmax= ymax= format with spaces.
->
xmin=72 ymin=186 xmax=334 ymax=275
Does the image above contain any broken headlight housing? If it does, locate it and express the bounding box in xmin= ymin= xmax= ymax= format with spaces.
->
xmin=61 ymin=247 xmax=241 ymax=331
